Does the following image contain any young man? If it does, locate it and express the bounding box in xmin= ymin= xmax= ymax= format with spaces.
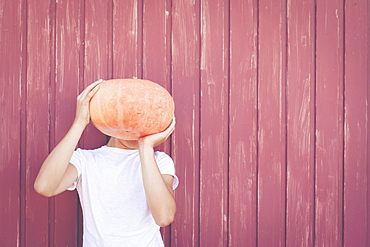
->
xmin=34 ymin=80 xmax=178 ymax=246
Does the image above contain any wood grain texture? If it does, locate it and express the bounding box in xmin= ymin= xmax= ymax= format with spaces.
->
xmin=142 ymin=0 xmax=173 ymax=244
xmin=142 ymin=0 xmax=172 ymax=127
xmin=25 ymin=0 xmax=51 ymax=245
xmin=1 ymin=0 xmax=369 ymax=246
xmin=343 ymin=0 xmax=368 ymax=245
xmin=53 ymin=0 xmax=83 ymax=245
xmin=142 ymin=0 xmax=171 ymax=87
xmin=285 ymin=0 xmax=315 ymax=246
xmin=315 ymin=0 xmax=344 ymax=246
xmin=199 ymin=0 xmax=229 ymax=246
xmin=229 ymin=0 xmax=258 ymax=246
xmin=0 ymin=0 xmax=22 ymax=246
xmin=170 ymin=0 xmax=200 ymax=246
xmin=82 ymin=0 xmax=110 ymax=149
xmin=113 ymin=0 xmax=142 ymax=78
xmin=257 ymin=0 xmax=287 ymax=245
xmin=368 ymin=2 xmax=370 ymax=243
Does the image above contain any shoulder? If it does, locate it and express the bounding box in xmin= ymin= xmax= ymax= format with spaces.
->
xmin=154 ymin=151 xmax=179 ymax=189
xmin=154 ymin=151 xmax=173 ymax=163
xmin=154 ymin=151 xmax=175 ymax=170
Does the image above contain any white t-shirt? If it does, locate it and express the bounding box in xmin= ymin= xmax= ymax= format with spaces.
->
xmin=68 ymin=145 xmax=179 ymax=247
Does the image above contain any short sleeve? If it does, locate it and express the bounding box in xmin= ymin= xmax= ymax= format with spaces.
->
xmin=154 ymin=152 xmax=179 ymax=190
xmin=67 ymin=148 xmax=83 ymax=191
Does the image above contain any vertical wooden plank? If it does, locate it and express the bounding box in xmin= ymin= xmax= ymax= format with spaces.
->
xmin=315 ymin=0 xmax=344 ymax=246
xmin=343 ymin=0 xmax=368 ymax=245
xmin=199 ymin=0 xmax=229 ymax=246
xmin=285 ymin=0 xmax=315 ymax=246
xmin=52 ymin=0 xmax=83 ymax=246
xmin=368 ymin=5 xmax=370 ymax=244
xmin=170 ymin=0 xmax=201 ymax=246
xmin=83 ymin=0 xmax=110 ymax=149
xmin=368 ymin=21 xmax=370 ymax=247
xmin=113 ymin=0 xmax=142 ymax=78
xmin=228 ymin=0 xmax=258 ymax=246
xmin=142 ymin=0 xmax=171 ymax=87
xmin=0 ymin=0 xmax=22 ymax=246
xmin=142 ymin=0 xmax=172 ymax=244
xmin=49 ymin=2 xmax=57 ymax=245
xmin=257 ymin=0 xmax=287 ymax=245
xmin=19 ymin=0 xmax=28 ymax=244
xmin=25 ymin=0 xmax=52 ymax=245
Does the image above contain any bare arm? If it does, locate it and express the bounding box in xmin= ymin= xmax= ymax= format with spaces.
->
xmin=34 ymin=80 xmax=102 ymax=197
xmin=138 ymin=118 xmax=177 ymax=227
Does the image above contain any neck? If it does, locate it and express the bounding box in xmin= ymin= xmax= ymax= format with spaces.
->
xmin=106 ymin=137 xmax=139 ymax=150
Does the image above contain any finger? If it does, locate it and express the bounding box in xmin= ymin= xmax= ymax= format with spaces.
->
xmin=85 ymin=84 xmax=101 ymax=101
xmin=169 ymin=116 xmax=176 ymax=129
xmin=84 ymin=79 xmax=104 ymax=95
xmin=164 ymin=117 xmax=176 ymax=136
xmin=167 ymin=127 xmax=175 ymax=137
xmin=79 ymin=79 xmax=104 ymax=99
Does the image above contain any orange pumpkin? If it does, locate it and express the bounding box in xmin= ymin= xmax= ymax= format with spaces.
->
xmin=90 ymin=78 xmax=174 ymax=140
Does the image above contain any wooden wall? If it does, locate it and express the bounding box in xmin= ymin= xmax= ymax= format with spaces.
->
xmin=0 ymin=0 xmax=369 ymax=246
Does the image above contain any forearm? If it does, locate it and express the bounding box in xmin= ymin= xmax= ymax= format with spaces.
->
xmin=139 ymin=145 xmax=176 ymax=227
xmin=34 ymin=122 xmax=85 ymax=196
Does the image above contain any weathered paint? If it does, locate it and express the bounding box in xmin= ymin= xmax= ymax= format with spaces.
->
xmin=199 ymin=0 xmax=229 ymax=246
xmin=286 ymin=0 xmax=315 ymax=246
xmin=142 ymin=1 xmax=173 ymax=244
xmin=24 ymin=0 xmax=52 ymax=245
xmin=53 ymin=0 xmax=82 ymax=245
xmin=316 ymin=0 xmax=344 ymax=246
xmin=1 ymin=0 xmax=369 ymax=246
xmin=0 ymin=0 xmax=22 ymax=246
xmin=257 ymin=0 xmax=287 ymax=245
xmin=343 ymin=0 xmax=368 ymax=246
xmin=113 ymin=0 xmax=141 ymax=78
xmin=170 ymin=0 xmax=201 ymax=246
xmin=82 ymin=0 xmax=110 ymax=150
xmin=229 ymin=0 xmax=258 ymax=246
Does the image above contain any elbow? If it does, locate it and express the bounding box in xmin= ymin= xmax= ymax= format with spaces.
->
xmin=155 ymin=208 xmax=176 ymax=227
xmin=34 ymin=181 xmax=54 ymax=198
xmin=156 ymin=215 xmax=175 ymax=227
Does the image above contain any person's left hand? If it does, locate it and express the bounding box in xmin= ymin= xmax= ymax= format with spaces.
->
xmin=138 ymin=117 xmax=176 ymax=148
xmin=74 ymin=79 xmax=103 ymax=127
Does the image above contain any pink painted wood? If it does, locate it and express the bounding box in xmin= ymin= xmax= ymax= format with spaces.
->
xmin=316 ymin=0 xmax=344 ymax=246
xmin=229 ymin=0 xmax=258 ymax=246
xmin=285 ymin=0 xmax=315 ymax=246
xmin=52 ymin=0 xmax=83 ymax=245
xmin=142 ymin=0 xmax=173 ymax=244
xmin=1 ymin=0 xmax=369 ymax=246
xmin=170 ymin=0 xmax=201 ymax=246
xmin=199 ymin=0 xmax=229 ymax=246
xmin=0 ymin=0 xmax=22 ymax=246
xmin=257 ymin=0 xmax=287 ymax=245
xmin=82 ymin=0 xmax=110 ymax=150
xmin=343 ymin=0 xmax=369 ymax=245
xmin=113 ymin=0 xmax=142 ymax=79
xmin=24 ymin=1 xmax=51 ymax=245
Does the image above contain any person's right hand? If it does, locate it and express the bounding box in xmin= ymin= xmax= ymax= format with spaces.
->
xmin=73 ymin=79 xmax=103 ymax=127
xmin=138 ymin=116 xmax=176 ymax=149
